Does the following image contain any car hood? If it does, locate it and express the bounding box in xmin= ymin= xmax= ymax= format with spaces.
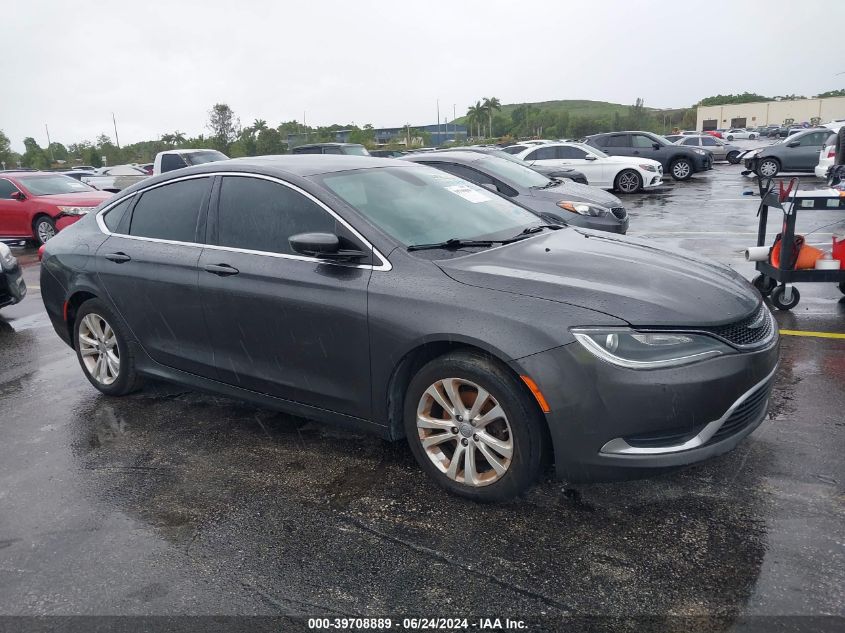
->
xmin=524 ymin=180 xmax=623 ymax=208
xmin=437 ymin=228 xmax=759 ymax=327
xmin=33 ymin=191 xmax=114 ymax=206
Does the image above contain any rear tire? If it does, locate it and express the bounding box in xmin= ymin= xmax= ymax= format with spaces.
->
xmin=614 ymin=169 xmax=642 ymax=193
xmin=74 ymin=298 xmax=144 ymax=396
xmin=749 ymin=133 xmax=757 ymax=139
xmin=726 ymin=135 xmax=734 ymax=141
xmin=33 ymin=216 xmax=56 ymax=246
xmin=404 ymin=350 xmax=546 ymax=502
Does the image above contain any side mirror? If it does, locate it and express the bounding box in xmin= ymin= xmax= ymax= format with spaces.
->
xmin=787 ymin=141 xmax=800 ymax=148
xmin=288 ymin=232 xmax=366 ymax=261
xmin=652 ymin=143 xmax=661 ymax=150
xmin=584 ymin=155 xmax=598 ymax=161
xmin=10 ymin=191 xmax=25 ymax=201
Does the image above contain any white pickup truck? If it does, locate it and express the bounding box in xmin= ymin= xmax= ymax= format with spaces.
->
xmin=153 ymin=149 xmax=229 ymax=175
xmin=80 ymin=164 xmax=149 ymax=193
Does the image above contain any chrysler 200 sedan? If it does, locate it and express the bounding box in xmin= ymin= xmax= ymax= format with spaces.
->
xmin=40 ymin=156 xmax=779 ymax=501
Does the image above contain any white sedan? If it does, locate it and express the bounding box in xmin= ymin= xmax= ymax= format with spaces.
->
xmin=509 ymin=142 xmax=663 ymax=193
xmin=723 ymin=128 xmax=758 ymax=140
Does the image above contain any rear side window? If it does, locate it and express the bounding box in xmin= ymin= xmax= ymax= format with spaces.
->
xmin=525 ymin=147 xmax=555 ymax=160
xmin=216 ymin=176 xmax=337 ymax=255
xmin=160 ymin=154 xmax=188 ymax=172
xmin=103 ymin=197 xmax=133 ymax=232
xmin=322 ymin=146 xmax=343 ymax=154
xmin=129 ymin=178 xmax=209 ymax=242
xmin=631 ymin=135 xmax=655 ymax=148
xmin=293 ymin=146 xmax=322 ymax=154
xmin=502 ymin=145 xmax=526 ymax=154
xmin=557 ymin=146 xmax=588 ymax=159
xmin=605 ymin=135 xmax=630 ymax=147
xmin=681 ymin=137 xmax=699 ymax=146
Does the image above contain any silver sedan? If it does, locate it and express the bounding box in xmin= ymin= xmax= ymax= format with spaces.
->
xmin=674 ymin=135 xmax=743 ymax=163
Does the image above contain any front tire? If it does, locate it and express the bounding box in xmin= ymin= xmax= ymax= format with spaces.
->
xmin=757 ymin=158 xmax=780 ymax=178
xmin=614 ymin=169 xmax=642 ymax=193
xmin=33 ymin=216 xmax=56 ymax=245
xmin=670 ymin=158 xmax=693 ymax=180
xmin=727 ymin=151 xmax=741 ymax=164
xmin=404 ymin=350 xmax=546 ymax=502
xmin=74 ymin=298 xmax=144 ymax=396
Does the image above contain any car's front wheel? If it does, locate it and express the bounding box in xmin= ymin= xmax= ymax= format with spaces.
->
xmin=727 ymin=151 xmax=741 ymax=164
xmin=757 ymin=158 xmax=780 ymax=178
xmin=74 ymin=298 xmax=144 ymax=396
xmin=670 ymin=158 xmax=693 ymax=180
xmin=404 ymin=350 xmax=546 ymax=501
xmin=33 ymin=216 xmax=56 ymax=245
xmin=614 ymin=169 xmax=642 ymax=193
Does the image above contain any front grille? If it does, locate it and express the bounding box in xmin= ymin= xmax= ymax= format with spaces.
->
xmin=611 ymin=207 xmax=627 ymax=219
xmin=698 ymin=304 xmax=775 ymax=349
xmin=707 ymin=379 xmax=772 ymax=445
xmin=625 ymin=426 xmax=696 ymax=448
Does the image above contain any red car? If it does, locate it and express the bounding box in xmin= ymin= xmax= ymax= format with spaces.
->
xmin=0 ymin=172 xmax=113 ymax=245
xmin=704 ymin=130 xmax=724 ymax=139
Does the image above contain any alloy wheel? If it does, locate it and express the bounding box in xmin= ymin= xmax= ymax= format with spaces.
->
xmin=416 ymin=377 xmax=513 ymax=487
xmin=758 ymin=160 xmax=778 ymax=178
xmin=78 ymin=313 xmax=120 ymax=385
xmin=672 ymin=161 xmax=691 ymax=179
xmin=36 ymin=220 xmax=55 ymax=244
xmin=617 ymin=171 xmax=641 ymax=193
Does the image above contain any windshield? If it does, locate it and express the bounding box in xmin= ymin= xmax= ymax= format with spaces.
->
xmin=572 ymin=142 xmax=609 ymax=159
xmin=18 ymin=175 xmax=96 ymax=195
xmin=184 ymin=150 xmax=228 ymax=166
xmin=341 ymin=145 xmax=370 ymax=156
xmin=476 ymin=155 xmax=551 ymax=188
xmin=318 ymin=166 xmax=541 ymax=246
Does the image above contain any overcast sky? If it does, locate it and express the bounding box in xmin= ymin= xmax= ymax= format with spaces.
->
xmin=3 ymin=0 xmax=842 ymax=152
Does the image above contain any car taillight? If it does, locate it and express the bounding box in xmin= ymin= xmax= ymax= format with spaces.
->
xmin=827 ymin=147 xmax=836 ymax=159
xmin=38 ymin=245 xmax=46 ymax=261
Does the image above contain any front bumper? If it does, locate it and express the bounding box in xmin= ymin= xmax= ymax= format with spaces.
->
xmin=570 ymin=213 xmax=629 ymax=235
xmin=0 ymin=265 xmax=26 ymax=308
xmin=815 ymin=163 xmax=830 ymax=179
xmin=515 ymin=335 xmax=779 ymax=482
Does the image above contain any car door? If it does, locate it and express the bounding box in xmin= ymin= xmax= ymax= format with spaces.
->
xmin=603 ymin=133 xmax=634 ymax=158
xmin=556 ymin=146 xmax=606 ymax=186
xmin=95 ymin=175 xmax=217 ymax=377
xmin=198 ymin=174 xmax=373 ymax=419
xmin=700 ymin=135 xmax=724 ymax=160
xmin=0 ymin=178 xmax=29 ymax=237
xmin=630 ymin=133 xmax=663 ymax=162
xmin=523 ymin=146 xmax=558 ymax=167
xmin=785 ymin=131 xmax=828 ymax=170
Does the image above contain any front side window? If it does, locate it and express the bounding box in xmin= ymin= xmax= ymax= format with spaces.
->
xmin=160 ymin=154 xmax=188 ymax=172
xmin=0 ymin=179 xmax=19 ymax=198
xmin=557 ymin=146 xmax=588 ymax=159
xmin=502 ymin=145 xmax=527 ymax=154
xmin=216 ymin=176 xmax=337 ymax=256
xmin=701 ymin=137 xmax=719 ymax=146
xmin=682 ymin=137 xmax=699 ymax=146
xmin=319 ymin=166 xmax=540 ymax=247
xmin=632 ymin=135 xmax=656 ymax=148
xmin=526 ymin=147 xmax=556 ymax=161
xmin=129 ymin=177 xmax=209 ymax=242
xmin=17 ymin=175 xmax=95 ymax=195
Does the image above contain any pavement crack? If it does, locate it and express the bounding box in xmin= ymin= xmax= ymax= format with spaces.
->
xmin=342 ymin=516 xmax=572 ymax=613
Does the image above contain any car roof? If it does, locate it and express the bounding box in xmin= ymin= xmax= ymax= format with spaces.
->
xmin=295 ymin=142 xmax=364 ymax=148
xmin=166 ymin=155 xmax=415 ymax=179
xmin=400 ymin=151 xmax=485 ymax=165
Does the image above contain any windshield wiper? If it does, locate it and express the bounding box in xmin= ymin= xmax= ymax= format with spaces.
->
xmin=532 ymin=179 xmax=561 ymax=190
xmin=517 ymin=224 xmax=562 ymax=236
xmin=407 ymin=238 xmax=505 ymax=252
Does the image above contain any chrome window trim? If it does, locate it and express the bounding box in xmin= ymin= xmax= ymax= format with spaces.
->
xmin=599 ymin=364 xmax=778 ymax=456
xmin=95 ymin=171 xmax=392 ymax=271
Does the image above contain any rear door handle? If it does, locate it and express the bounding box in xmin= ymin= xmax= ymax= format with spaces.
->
xmin=204 ymin=263 xmax=239 ymax=276
xmin=104 ymin=252 xmax=131 ymax=263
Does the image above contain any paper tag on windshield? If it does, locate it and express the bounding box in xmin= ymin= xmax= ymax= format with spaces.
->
xmin=445 ymin=184 xmax=491 ymax=203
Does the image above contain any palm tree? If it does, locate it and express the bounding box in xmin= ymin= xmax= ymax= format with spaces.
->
xmin=252 ymin=119 xmax=268 ymax=133
xmin=482 ymin=97 xmax=501 ymax=138
xmin=466 ymin=102 xmax=486 ymax=139
xmin=160 ymin=133 xmax=175 ymax=146
xmin=172 ymin=130 xmax=186 ymax=145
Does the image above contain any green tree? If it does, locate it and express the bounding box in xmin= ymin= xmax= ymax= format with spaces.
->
xmin=816 ymin=89 xmax=845 ymax=98
xmin=348 ymin=124 xmax=376 ymax=147
xmin=256 ymin=128 xmax=285 ymax=154
xmin=466 ymin=101 xmax=486 ymax=138
xmin=0 ymin=130 xmax=11 ymax=168
xmin=21 ymin=137 xmax=49 ymax=169
xmin=482 ymin=96 xmax=501 ymax=138
xmin=207 ymin=103 xmax=241 ymax=153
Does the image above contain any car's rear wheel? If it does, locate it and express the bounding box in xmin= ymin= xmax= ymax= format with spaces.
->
xmin=33 ymin=216 xmax=56 ymax=245
xmin=74 ymin=298 xmax=143 ymax=396
xmin=404 ymin=350 xmax=546 ymax=501
xmin=614 ymin=169 xmax=642 ymax=193
xmin=757 ymin=158 xmax=780 ymax=178
xmin=670 ymin=158 xmax=693 ymax=180
xmin=727 ymin=151 xmax=741 ymax=164
xmin=749 ymin=133 xmax=757 ymax=140
xmin=726 ymin=135 xmax=734 ymax=141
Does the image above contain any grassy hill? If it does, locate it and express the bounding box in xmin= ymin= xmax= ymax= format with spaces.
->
xmin=453 ymin=99 xmax=682 ymax=125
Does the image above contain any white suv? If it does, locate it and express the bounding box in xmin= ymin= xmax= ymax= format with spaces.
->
xmin=510 ymin=142 xmax=663 ymax=193
xmin=815 ymin=123 xmax=842 ymax=179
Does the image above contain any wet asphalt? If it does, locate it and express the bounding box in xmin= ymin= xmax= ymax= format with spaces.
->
xmin=0 ymin=154 xmax=843 ymax=629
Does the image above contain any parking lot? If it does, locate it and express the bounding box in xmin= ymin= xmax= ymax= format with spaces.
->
xmin=1 ymin=160 xmax=843 ymax=629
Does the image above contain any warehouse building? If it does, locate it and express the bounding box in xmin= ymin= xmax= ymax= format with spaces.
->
xmin=696 ymin=96 xmax=845 ymax=130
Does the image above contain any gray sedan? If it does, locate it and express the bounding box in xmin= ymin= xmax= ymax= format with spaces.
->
xmin=401 ymin=151 xmax=629 ymax=234
xmin=675 ymin=135 xmax=742 ymax=163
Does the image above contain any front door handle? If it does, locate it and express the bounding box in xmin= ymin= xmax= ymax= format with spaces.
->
xmin=204 ymin=263 xmax=239 ymax=276
xmin=104 ymin=252 xmax=131 ymax=263
xmin=632 ymin=150 xmax=640 ymax=155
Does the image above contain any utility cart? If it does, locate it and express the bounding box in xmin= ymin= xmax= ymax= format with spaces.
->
xmin=751 ymin=177 xmax=845 ymax=310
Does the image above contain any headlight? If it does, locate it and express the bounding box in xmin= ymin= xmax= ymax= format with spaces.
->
xmin=571 ymin=327 xmax=734 ymax=369
xmin=57 ymin=206 xmax=93 ymax=215
xmin=0 ymin=242 xmax=17 ymax=272
xmin=556 ymin=201 xmax=608 ymax=217
xmin=639 ymin=164 xmax=657 ymax=172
